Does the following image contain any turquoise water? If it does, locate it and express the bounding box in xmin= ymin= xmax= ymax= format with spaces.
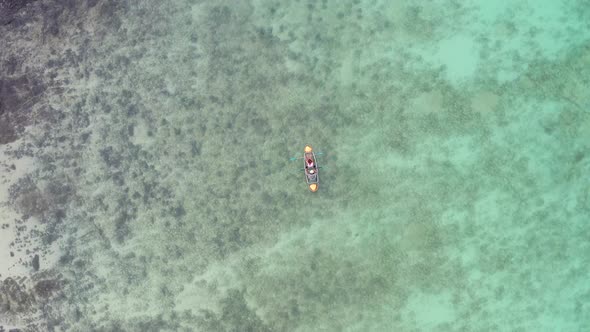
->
xmin=0 ymin=0 xmax=589 ymax=330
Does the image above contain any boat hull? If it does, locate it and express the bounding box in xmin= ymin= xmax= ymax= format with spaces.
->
xmin=303 ymin=145 xmax=319 ymax=192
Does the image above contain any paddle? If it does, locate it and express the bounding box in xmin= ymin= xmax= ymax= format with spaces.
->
xmin=289 ymin=152 xmax=323 ymax=161
xmin=295 ymin=166 xmax=326 ymax=171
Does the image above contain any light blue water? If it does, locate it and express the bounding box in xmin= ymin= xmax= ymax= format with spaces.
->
xmin=0 ymin=0 xmax=589 ymax=331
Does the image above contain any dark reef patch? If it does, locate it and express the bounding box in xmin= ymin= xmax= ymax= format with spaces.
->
xmin=86 ymin=0 xmax=98 ymax=9
xmin=96 ymin=0 xmax=127 ymax=30
xmin=196 ymin=289 xmax=271 ymax=332
xmin=0 ymin=277 xmax=35 ymax=314
xmin=0 ymin=75 xmax=47 ymax=144
xmin=0 ymin=116 xmax=18 ymax=144
xmin=9 ymin=176 xmax=48 ymax=219
xmin=190 ymin=140 xmax=202 ymax=157
xmin=99 ymin=146 xmax=121 ymax=169
xmin=113 ymin=210 xmax=132 ymax=244
xmin=0 ymin=0 xmax=38 ymax=25
xmin=3 ymin=55 xmax=20 ymax=75
xmin=45 ymin=180 xmax=74 ymax=207
xmin=172 ymin=204 xmax=186 ymax=219
xmin=209 ymin=5 xmax=232 ymax=26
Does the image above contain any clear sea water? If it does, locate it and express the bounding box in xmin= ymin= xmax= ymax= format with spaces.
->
xmin=0 ymin=0 xmax=589 ymax=331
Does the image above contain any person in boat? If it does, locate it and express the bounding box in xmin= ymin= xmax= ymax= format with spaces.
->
xmin=306 ymin=158 xmax=316 ymax=175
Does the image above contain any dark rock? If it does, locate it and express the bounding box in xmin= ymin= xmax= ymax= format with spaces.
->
xmin=9 ymin=252 xmax=14 ymax=257
xmin=32 ymin=254 xmax=39 ymax=271
xmin=173 ymin=204 xmax=186 ymax=219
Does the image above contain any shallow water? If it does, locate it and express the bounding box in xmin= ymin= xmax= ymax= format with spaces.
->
xmin=1 ymin=0 xmax=589 ymax=330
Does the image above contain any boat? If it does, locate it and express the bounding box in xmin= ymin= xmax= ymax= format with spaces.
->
xmin=303 ymin=145 xmax=319 ymax=192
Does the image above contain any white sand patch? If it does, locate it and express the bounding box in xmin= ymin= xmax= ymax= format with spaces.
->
xmin=471 ymin=91 xmax=499 ymax=115
xmin=435 ymin=35 xmax=479 ymax=83
xmin=0 ymin=208 xmax=26 ymax=277
xmin=0 ymin=140 xmax=60 ymax=279
xmin=130 ymin=119 xmax=155 ymax=148
xmin=409 ymin=90 xmax=444 ymax=116
xmin=0 ymin=143 xmax=35 ymax=278
xmin=405 ymin=291 xmax=456 ymax=328
xmin=409 ymin=34 xmax=479 ymax=85
xmin=338 ymin=50 xmax=357 ymax=87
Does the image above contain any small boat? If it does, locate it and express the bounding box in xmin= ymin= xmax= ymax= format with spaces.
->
xmin=303 ymin=145 xmax=319 ymax=192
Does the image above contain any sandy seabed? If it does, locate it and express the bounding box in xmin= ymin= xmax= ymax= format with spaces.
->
xmin=1 ymin=0 xmax=589 ymax=331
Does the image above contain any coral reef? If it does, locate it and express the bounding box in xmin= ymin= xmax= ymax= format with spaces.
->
xmin=1 ymin=0 xmax=588 ymax=330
